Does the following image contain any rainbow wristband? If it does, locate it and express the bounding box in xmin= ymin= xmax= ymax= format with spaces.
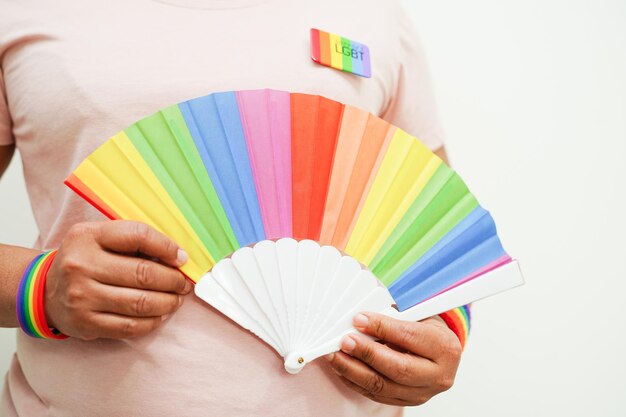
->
xmin=16 ymin=250 xmax=67 ymax=339
xmin=439 ymin=305 xmax=471 ymax=349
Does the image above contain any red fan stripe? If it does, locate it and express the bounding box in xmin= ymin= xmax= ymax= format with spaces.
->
xmin=290 ymin=94 xmax=343 ymax=240
xmin=291 ymin=93 xmax=318 ymax=240
xmin=309 ymin=97 xmax=343 ymax=240
xmin=64 ymin=175 xmax=121 ymax=220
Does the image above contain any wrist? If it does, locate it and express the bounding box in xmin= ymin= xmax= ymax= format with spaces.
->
xmin=15 ymin=250 xmax=67 ymax=339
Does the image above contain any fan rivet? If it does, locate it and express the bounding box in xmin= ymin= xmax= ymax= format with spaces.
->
xmin=298 ymin=357 xmax=304 ymax=364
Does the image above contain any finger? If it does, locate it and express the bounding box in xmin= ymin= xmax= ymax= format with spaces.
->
xmin=91 ymin=252 xmax=191 ymax=295
xmin=87 ymin=313 xmax=165 ymax=339
xmin=327 ymin=351 xmax=418 ymax=401
xmin=384 ymin=341 xmax=408 ymax=353
xmin=337 ymin=377 xmax=420 ymax=407
xmin=96 ymin=221 xmax=188 ymax=267
xmin=339 ymin=333 xmax=437 ymax=386
xmin=90 ymin=282 xmax=184 ymax=317
xmin=354 ymin=312 xmax=450 ymax=360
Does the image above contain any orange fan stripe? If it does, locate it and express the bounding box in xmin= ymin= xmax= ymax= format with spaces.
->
xmin=341 ymin=118 xmax=395 ymax=248
xmin=64 ymin=174 xmax=121 ymax=220
xmin=319 ymin=106 xmax=369 ymax=246
xmin=330 ymin=112 xmax=395 ymax=250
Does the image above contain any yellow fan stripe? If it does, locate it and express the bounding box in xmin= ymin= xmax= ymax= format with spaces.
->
xmin=73 ymin=132 xmax=214 ymax=281
xmin=345 ymin=129 xmax=441 ymax=265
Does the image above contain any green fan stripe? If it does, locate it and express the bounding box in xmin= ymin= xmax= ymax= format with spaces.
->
xmin=371 ymin=166 xmax=479 ymax=285
xmin=160 ymin=105 xmax=239 ymax=250
xmin=369 ymin=164 xmax=454 ymax=271
xmin=378 ymin=192 xmax=479 ymax=284
xmin=124 ymin=108 xmax=237 ymax=262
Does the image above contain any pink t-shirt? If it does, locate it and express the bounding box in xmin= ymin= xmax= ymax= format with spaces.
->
xmin=0 ymin=0 xmax=444 ymax=415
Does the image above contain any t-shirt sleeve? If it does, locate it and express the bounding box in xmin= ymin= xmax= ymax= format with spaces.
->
xmin=380 ymin=6 xmax=445 ymax=151
xmin=0 ymin=70 xmax=14 ymax=146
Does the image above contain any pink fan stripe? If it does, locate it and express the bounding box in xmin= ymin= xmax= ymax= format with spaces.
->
xmin=267 ymin=90 xmax=292 ymax=237
xmin=236 ymin=90 xmax=292 ymax=238
xmin=424 ymin=255 xmax=513 ymax=302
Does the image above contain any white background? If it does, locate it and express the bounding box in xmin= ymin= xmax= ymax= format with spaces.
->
xmin=1 ymin=0 xmax=625 ymax=416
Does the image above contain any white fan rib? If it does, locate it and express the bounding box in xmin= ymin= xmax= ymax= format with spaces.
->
xmin=300 ymin=256 xmax=361 ymax=348
xmin=252 ymin=241 xmax=290 ymax=350
xmin=292 ymin=240 xmax=319 ymax=350
xmin=230 ymin=247 xmax=288 ymax=351
xmin=275 ymin=239 xmax=299 ymax=352
xmin=298 ymin=245 xmax=341 ymax=350
xmin=196 ymin=270 xmax=284 ymax=355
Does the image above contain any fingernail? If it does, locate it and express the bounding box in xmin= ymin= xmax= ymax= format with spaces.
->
xmin=176 ymin=249 xmax=189 ymax=266
xmin=341 ymin=335 xmax=356 ymax=354
xmin=325 ymin=353 xmax=335 ymax=362
xmin=353 ymin=313 xmax=369 ymax=329
xmin=183 ymin=280 xmax=193 ymax=294
xmin=161 ymin=314 xmax=170 ymax=322
xmin=178 ymin=296 xmax=184 ymax=306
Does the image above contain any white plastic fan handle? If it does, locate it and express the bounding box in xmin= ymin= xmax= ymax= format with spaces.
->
xmin=283 ymin=260 xmax=524 ymax=374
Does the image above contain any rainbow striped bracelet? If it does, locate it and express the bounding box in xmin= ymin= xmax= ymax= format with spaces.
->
xmin=439 ymin=305 xmax=471 ymax=349
xmin=16 ymin=250 xmax=67 ymax=339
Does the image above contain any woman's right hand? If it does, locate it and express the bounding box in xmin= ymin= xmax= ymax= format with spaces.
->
xmin=44 ymin=220 xmax=192 ymax=340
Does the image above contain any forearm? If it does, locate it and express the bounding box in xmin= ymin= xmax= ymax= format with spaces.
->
xmin=0 ymin=243 xmax=42 ymax=327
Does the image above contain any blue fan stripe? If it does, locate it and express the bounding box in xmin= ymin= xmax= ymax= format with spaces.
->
xmin=389 ymin=206 xmax=507 ymax=310
xmin=178 ymin=93 xmax=265 ymax=246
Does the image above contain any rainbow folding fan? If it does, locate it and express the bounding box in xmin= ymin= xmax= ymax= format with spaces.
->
xmin=66 ymin=89 xmax=523 ymax=374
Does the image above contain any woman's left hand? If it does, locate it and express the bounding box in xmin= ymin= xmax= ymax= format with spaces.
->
xmin=326 ymin=312 xmax=462 ymax=406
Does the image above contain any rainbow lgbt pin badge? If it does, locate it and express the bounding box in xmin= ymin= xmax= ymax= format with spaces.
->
xmin=310 ymin=28 xmax=372 ymax=78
